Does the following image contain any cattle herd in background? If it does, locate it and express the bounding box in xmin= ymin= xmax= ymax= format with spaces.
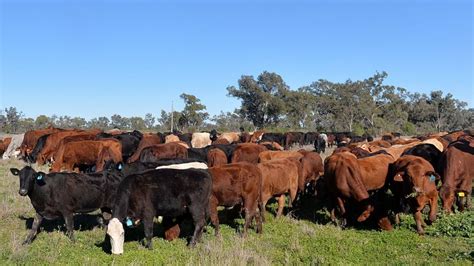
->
xmin=1 ymin=126 xmax=473 ymax=254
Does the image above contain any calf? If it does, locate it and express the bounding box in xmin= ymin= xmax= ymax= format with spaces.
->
xmin=208 ymin=163 xmax=263 ymax=236
xmin=389 ymin=155 xmax=438 ymax=234
xmin=139 ymin=142 xmax=188 ymax=163
xmin=106 ymin=168 xmax=212 ymax=254
xmin=10 ymin=164 xmax=124 ymax=244
xmin=258 ymin=158 xmax=299 ymax=219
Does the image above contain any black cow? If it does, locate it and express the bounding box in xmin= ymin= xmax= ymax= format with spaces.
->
xmin=314 ymin=135 xmax=326 ymax=154
xmin=10 ymin=164 xmax=124 ymax=244
xmin=188 ymin=144 xmax=237 ymax=163
xmin=97 ymin=130 xmax=143 ymax=161
xmin=284 ymin=132 xmax=305 ymax=149
xmin=106 ymin=168 xmax=212 ymax=254
xmin=27 ymin=134 xmax=51 ymax=163
xmin=122 ymin=158 xmax=207 ymax=176
xmin=402 ymin=143 xmax=442 ymax=174
xmin=261 ymin=133 xmax=285 ymax=147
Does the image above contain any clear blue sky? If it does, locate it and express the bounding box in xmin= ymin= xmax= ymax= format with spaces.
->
xmin=1 ymin=0 xmax=472 ymax=120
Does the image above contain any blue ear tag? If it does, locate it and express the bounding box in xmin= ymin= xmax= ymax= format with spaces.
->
xmin=36 ymin=174 xmax=44 ymax=181
xmin=125 ymin=218 xmax=133 ymax=227
xmin=117 ymin=164 xmax=123 ymax=170
xmin=429 ymin=174 xmax=436 ymax=182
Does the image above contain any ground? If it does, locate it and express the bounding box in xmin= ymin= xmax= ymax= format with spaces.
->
xmin=0 ymin=154 xmax=472 ymax=265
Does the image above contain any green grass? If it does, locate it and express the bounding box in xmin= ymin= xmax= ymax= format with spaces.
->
xmin=0 ymin=159 xmax=472 ymax=265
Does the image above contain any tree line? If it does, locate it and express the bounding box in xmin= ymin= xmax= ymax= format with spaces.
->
xmin=1 ymin=71 xmax=472 ymax=136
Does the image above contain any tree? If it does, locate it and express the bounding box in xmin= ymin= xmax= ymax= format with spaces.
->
xmin=227 ymin=71 xmax=288 ymax=128
xmin=3 ymin=107 xmax=23 ymax=133
xmin=129 ymin=116 xmax=146 ymax=130
xmin=35 ymin=115 xmax=51 ymax=129
xmin=110 ymin=114 xmax=130 ymax=129
xmin=144 ymin=113 xmax=156 ymax=129
xmin=88 ymin=117 xmax=110 ymax=129
xmin=180 ymin=93 xmax=209 ymax=131
xmin=157 ymin=110 xmax=183 ymax=132
xmin=211 ymin=111 xmax=253 ymax=132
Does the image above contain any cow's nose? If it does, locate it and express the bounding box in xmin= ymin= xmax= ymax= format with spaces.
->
xmin=19 ymin=189 xmax=28 ymax=196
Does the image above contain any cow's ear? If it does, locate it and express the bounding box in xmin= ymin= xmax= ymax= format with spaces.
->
xmin=393 ymin=172 xmax=404 ymax=182
xmin=426 ymin=171 xmax=440 ymax=183
xmin=10 ymin=168 xmax=20 ymax=176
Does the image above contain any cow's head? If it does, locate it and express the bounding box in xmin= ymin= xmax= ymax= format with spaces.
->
xmin=10 ymin=166 xmax=45 ymax=196
xmin=107 ymin=218 xmax=124 ymax=255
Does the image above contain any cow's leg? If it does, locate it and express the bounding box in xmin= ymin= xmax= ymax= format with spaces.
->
xmin=23 ymin=213 xmax=43 ymax=245
xmin=143 ymin=216 xmax=154 ymax=249
xmin=414 ymin=209 xmax=424 ymax=235
xmin=241 ymin=207 xmax=251 ymax=237
xmin=64 ymin=213 xmax=75 ymax=242
xmin=189 ymin=207 xmax=206 ymax=247
xmin=209 ymin=197 xmax=220 ymax=236
xmin=428 ymin=196 xmax=438 ymax=224
xmin=276 ymin=195 xmax=286 ymax=217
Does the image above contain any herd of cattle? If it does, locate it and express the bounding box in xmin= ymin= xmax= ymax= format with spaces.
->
xmin=1 ymin=127 xmax=473 ymax=255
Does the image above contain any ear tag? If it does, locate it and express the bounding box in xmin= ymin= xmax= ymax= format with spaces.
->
xmin=117 ymin=164 xmax=123 ymax=170
xmin=125 ymin=217 xmax=133 ymax=227
xmin=429 ymin=174 xmax=436 ymax=182
xmin=458 ymin=192 xmax=465 ymax=197
xmin=36 ymin=174 xmax=44 ymax=181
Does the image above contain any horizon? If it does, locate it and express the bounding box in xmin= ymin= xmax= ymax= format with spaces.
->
xmin=1 ymin=0 xmax=472 ymax=120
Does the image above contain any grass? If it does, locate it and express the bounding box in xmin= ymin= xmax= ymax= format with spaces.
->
xmin=0 ymin=159 xmax=473 ymax=265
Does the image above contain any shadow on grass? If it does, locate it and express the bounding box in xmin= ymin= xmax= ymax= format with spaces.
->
xmin=19 ymin=213 xmax=104 ymax=232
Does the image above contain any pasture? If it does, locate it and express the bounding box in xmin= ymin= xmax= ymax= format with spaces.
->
xmin=0 ymin=157 xmax=472 ymax=265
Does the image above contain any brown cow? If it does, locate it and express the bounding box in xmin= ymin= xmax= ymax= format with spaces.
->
xmin=258 ymin=150 xmax=303 ymax=162
xmin=258 ymin=158 xmax=299 ymax=219
xmin=127 ymin=133 xmax=164 ymax=163
xmin=139 ymin=142 xmax=188 ymax=162
xmin=207 ymin=148 xmax=228 ymax=167
xmin=389 ymin=155 xmax=438 ymax=234
xmin=0 ymin=137 xmax=12 ymax=157
xmin=50 ymin=139 xmax=122 ymax=172
xmin=439 ymin=140 xmax=474 ymax=213
xmin=212 ymin=138 xmax=230 ymax=145
xmin=37 ymin=130 xmax=101 ymax=165
xmin=250 ymin=130 xmax=265 ymax=143
xmin=208 ymin=163 xmax=263 ymax=236
xmin=20 ymin=127 xmax=62 ymax=158
xmin=219 ymin=132 xmax=240 ymax=144
xmin=324 ymin=152 xmax=393 ymax=230
xmin=297 ymin=150 xmax=324 ymax=192
xmin=231 ymin=143 xmax=268 ymax=164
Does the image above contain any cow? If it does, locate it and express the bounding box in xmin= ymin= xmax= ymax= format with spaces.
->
xmin=231 ymin=143 xmax=268 ymax=164
xmin=259 ymin=141 xmax=284 ymax=151
xmin=259 ymin=132 xmax=284 ymax=147
xmin=258 ymin=158 xmax=300 ymax=219
xmin=37 ymin=130 xmax=101 ymax=165
xmin=212 ymin=138 xmax=230 ymax=145
xmin=139 ymin=142 xmax=188 ymax=163
xmin=324 ymin=152 xmax=393 ymax=230
xmin=208 ymin=163 xmax=263 ymax=236
xmin=218 ymin=132 xmax=240 ymax=144
xmin=401 ymin=144 xmax=442 ymax=175
xmin=27 ymin=134 xmax=51 ymax=163
xmin=19 ymin=127 xmax=62 ymax=159
xmin=207 ymin=148 xmax=228 ymax=167
xmin=388 ymin=155 xmax=438 ymax=234
xmin=97 ymin=130 xmax=143 ymax=161
xmin=191 ymin=132 xmax=212 ymax=148
xmin=250 ymin=130 xmax=265 ymax=143
xmin=10 ymin=163 xmax=124 ymax=244
xmin=284 ymin=132 xmax=304 ymax=149
xmin=303 ymin=132 xmax=319 ymax=145
xmin=0 ymin=137 xmax=12 ymax=157
xmin=314 ymin=134 xmax=326 ymax=154
xmin=439 ymin=140 xmax=474 ymax=213
xmin=127 ymin=133 xmax=164 ymax=163
xmin=297 ymin=150 xmax=324 ymax=193
xmin=326 ymin=134 xmax=336 ymax=148
xmin=50 ymin=139 xmax=122 ymax=172
xmin=106 ymin=168 xmax=212 ymax=254
xmin=258 ymin=150 xmax=303 ymax=162
xmin=165 ymin=134 xmax=180 ymax=143
xmin=2 ymin=133 xmax=25 ymax=160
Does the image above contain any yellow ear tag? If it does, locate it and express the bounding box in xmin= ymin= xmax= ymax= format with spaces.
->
xmin=457 ymin=192 xmax=465 ymax=197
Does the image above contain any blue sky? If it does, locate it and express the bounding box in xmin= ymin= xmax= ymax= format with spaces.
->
xmin=1 ymin=0 xmax=472 ymax=119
